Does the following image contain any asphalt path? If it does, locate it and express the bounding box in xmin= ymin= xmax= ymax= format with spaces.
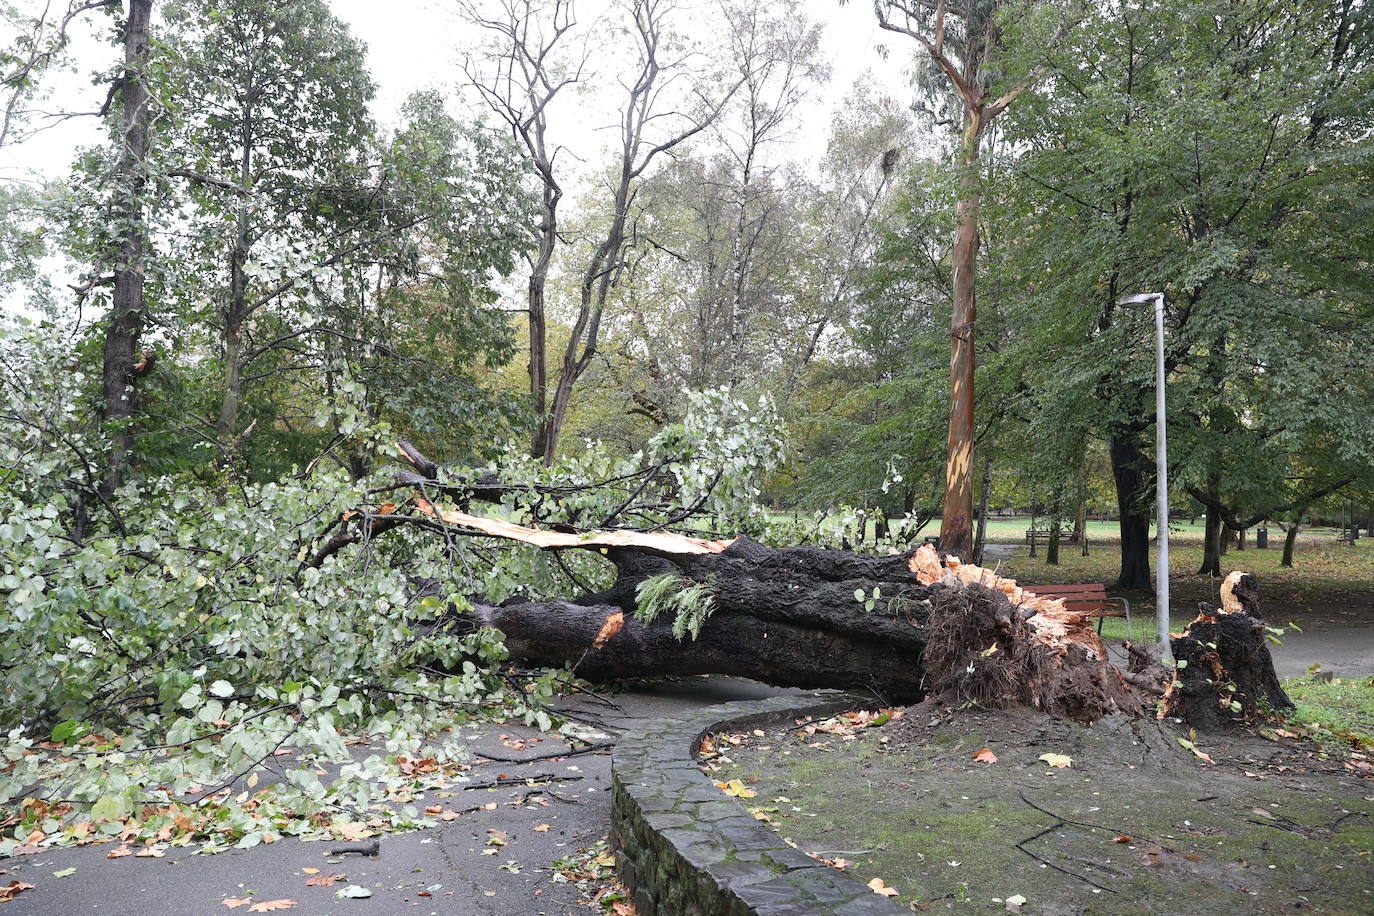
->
xmin=2 ymin=677 xmax=803 ymax=916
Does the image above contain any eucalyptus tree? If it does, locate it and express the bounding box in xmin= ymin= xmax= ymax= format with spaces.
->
xmin=871 ymin=0 xmax=1074 ymax=560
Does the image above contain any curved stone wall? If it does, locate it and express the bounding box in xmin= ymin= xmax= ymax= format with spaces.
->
xmin=610 ymin=691 xmax=907 ymax=916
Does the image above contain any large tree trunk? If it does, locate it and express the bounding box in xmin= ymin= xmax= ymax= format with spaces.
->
xmin=1110 ymin=429 xmax=1153 ymax=589
xmin=939 ymin=114 xmax=982 ymax=561
xmin=341 ymin=444 xmax=1295 ymax=732
xmin=98 ymin=0 xmax=154 ymax=503
xmin=1199 ymin=510 xmax=1223 ymax=577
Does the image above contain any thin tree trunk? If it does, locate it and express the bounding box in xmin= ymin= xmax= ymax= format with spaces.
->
xmin=1219 ymin=523 xmax=1231 ymax=556
xmin=1110 ymin=429 xmax=1152 ymax=590
xmin=1076 ymin=500 xmax=1088 ymax=556
xmin=216 ymin=102 xmax=254 ymax=461
xmin=527 ymin=185 xmax=557 ymax=460
xmin=972 ymin=455 xmax=992 ymax=565
xmin=1046 ymin=504 xmax=1061 ymax=566
xmin=1281 ymin=523 xmax=1299 ymax=567
xmin=938 ymin=111 xmax=984 ymax=561
xmin=97 ymin=0 xmax=154 ymax=502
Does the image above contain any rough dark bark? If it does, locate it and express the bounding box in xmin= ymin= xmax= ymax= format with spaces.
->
xmin=1109 ymin=429 xmax=1152 ymax=590
xmin=1199 ymin=510 xmax=1223 ymax=577
xmin=345 ymin=445 xmax=1295 ymax=732
xmin=1162 ymin=572 xmax=1292 ymax=730
xmin=98 ymin=0 xmax=154 ymax=502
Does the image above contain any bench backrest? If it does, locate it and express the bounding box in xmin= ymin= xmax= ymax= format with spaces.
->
xmin=1019 ymin=583 xmax=1111 ymax=612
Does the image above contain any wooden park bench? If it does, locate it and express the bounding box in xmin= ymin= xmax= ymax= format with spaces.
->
xmin=1024 ymin=523 xmax=1079 ymax=545
xmin=1019 ymin=583 xmax=1132 ymax=640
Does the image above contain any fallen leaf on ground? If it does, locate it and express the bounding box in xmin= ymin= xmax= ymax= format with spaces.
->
xmin=0 ymin=881 xmax=36 ymax=903
xmin=867 ymin=877 xmax=899 ymax=896
xmin=1038 ymin=753 xmax=1072 ymax=768
xmin=134 ymin=846 xmax=164 ymax=857
xmin=972 ymin=748 xmax=998 ymax=763
xmin=51 ymin=867 xmax=76 ymax=878
xmin=335 ymin=885 xmax=372 ymax=899
xmin=305 ymin=873 xmax=344 ymax=887
xmin=1113 ymin=835 xmax=1132 ymax=843
xmin=715 ymin=779 xmax=757 ymax=798
xmin=246 ymin=900 xmax=297 ymax=912
xmin=300 ymin=868 xmax=320 ymax=875
xmin=1005 ymin=893 xmax=1027 ymax=911
xmin=486 ymin=829 xmax=511 ymax=846
xmin=424 ymin=804 xmax=443 ymax=815
xmin=220 ymin=900 xmax=252 ymax=910
xmin=533 ymin=824 xmax=551 ymax=832
xmin=107 ymin=845 xmax=133 ymax=858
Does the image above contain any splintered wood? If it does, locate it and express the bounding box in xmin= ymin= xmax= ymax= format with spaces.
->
xmin=908 ymin=544 xmax=1108 ymax=659
xmin=412 ymin=498 xmax=734 ymax=555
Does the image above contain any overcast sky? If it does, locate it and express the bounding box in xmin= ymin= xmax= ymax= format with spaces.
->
xmin=1 ymin=0 xmax=915 ymax=186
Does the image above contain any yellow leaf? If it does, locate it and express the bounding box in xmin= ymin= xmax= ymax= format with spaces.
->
xmin=300 ymin=868 xmax=320 ymax=875
xmin=867 ymin=877 xmax=899 ymax=896
xmin=715 ymin=779 xmax=757 ymax=798
xmin=1038 ymin=753 xmax=1072 ymax=768
xmin=533 ymin=824 xmax=551 ymax=832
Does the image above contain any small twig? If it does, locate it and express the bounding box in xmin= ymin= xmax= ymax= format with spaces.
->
xmin=475 ymin=741 xmax=616 ymax=764
xmin=329 ymin=841 xmax=379 ymax=857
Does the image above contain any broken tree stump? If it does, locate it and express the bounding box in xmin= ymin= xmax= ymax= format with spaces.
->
xmin=1162 ymin=572 xmax=1294 ymax=729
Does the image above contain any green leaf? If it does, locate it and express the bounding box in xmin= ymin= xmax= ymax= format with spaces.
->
xmin=209 ymin=680 xmax=234 ymax=698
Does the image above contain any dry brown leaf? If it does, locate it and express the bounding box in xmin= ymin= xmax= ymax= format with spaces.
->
xmin=220 ymin=900 xmax=252 ymax=910
xmin=305 ymin=873 xmax=343 ymax=887
xmin=134 ymin=846 xmax=164 ymax=857
xmin=1113 ymin=835 xmax=1132 ymax=843
xmin=972 ymin=748 xmax=998 ymax=764
xmin=300 ymin=868 xmax=320 ymax=875
xmin=424 ymin=804 xmax=443 ymax=815
xmin=246 ymin=900 xmax=297 ymax=913
xmin=592 ymin=611 xmax=625 ymax=649
xmin=106 ymin=845 xmax=134 ymax=858
xmin=0 ymin=881 xmax=36 ymax=903
xmin=532 ymin=823 xmax=551 ymax=832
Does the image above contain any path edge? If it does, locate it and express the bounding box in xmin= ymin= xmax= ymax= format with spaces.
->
xmin=610 ymin=691 xmax=907 ymax=915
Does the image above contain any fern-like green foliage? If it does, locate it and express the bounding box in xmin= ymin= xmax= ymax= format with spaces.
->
xmin=633 ymin=573 xmax=718 ymax=641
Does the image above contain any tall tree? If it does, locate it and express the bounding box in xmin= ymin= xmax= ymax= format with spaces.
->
xmin=873 ymin=0 xmax=1066 ymax=560
xmin=96 ymin=0 xmax=154 ymax=502
xmin=464 ymin=0 xmax=737 ymax=462
xmin=158 ymin=0 xmax=375 ymax=465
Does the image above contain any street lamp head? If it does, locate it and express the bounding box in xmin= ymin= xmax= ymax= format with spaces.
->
xmin=1117 ymin=292 xmax=1162 ymax=306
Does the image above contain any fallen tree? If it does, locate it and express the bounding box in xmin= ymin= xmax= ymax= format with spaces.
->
xmin=319 ymin=443 xmax=1292 ymax=727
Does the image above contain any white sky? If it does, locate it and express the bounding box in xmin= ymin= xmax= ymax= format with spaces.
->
xmin=1 ymin=0 xmax=916 ymax=185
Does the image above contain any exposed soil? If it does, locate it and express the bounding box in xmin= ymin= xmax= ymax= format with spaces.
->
xmin=710 ymin=702 xmax=1374 ymax=915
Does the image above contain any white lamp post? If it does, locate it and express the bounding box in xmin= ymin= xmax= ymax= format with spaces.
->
xmin=1118 ymin=292 xmax=1171 ymax=660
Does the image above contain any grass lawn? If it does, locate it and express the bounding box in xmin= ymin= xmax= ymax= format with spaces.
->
xmin=1283 ymin=674 xmax=1374 ymax=748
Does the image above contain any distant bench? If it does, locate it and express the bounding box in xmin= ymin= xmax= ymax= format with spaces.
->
xmin=1019 ymin=583 xmax=1132 ymax=639
xmin=1024 ymin=523 xmax=1080 ymax=545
